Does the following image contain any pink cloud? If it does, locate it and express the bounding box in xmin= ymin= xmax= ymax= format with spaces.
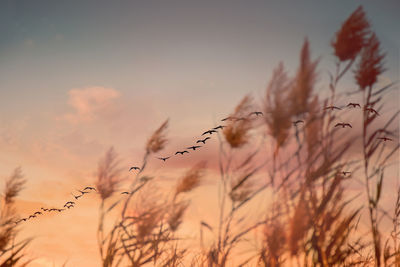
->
xmin=63 ymin=87 xmax=120 ymax=123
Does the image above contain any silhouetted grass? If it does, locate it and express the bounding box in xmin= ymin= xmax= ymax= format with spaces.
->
xmin=91 ymin=5 xmax=399 ymax=267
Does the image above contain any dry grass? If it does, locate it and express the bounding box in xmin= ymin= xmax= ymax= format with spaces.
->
xmin=0 ymin=168 xmax=31 ymax=266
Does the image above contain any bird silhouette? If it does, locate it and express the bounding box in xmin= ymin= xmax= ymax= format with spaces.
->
xmin=64 ymin=202 xmax=75 ymax=207
xmin=121 ymin=191 xmax=130 ymax=195
xmin=175 ymin=150 xmax=189 ymax=155
xmin=187 ymin=146 xmax=201 ymax=151
xmin=157 ymin=156 xmax=170 ymax=162
xmin=364 ymin=107 xmax=379 ymax=115
xmin=378 ymin=137 xmax=393 ymax=142
xmin=83 ymin=186 xmax=96 ymax=191
xmin=213 ymin=125 xmax=225 ymax=130
xmin=129 ymin=166 xmax=140 ymax=171
xmin=293 ymin=120 xmax=304 ymax=126
xmin=197 ymin=137 xmax=210 ymax=144
xmin=202 ymin=130 xmax=217 ymax=135
xmin=347 ymin=103 xmax=361 ymax=108
xmin=221 ymin=116 xmax=236 ymax=121
xmin=72 ymin=193 xmax=82 ymax=200
xmin=249 ymin=111 xmax=263 ymax=116
xmin=324 ymin=106 xmax=342 ymax=111
xmin=335 ymin=122 xmax=352 ymax=128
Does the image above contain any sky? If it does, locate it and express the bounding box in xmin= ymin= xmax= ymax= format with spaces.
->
xmin=0 ymin=1 xmax=399 ymax=266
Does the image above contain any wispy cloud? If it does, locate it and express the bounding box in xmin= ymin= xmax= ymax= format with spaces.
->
xmin=62 ymin=87 xmax=120 ymax=123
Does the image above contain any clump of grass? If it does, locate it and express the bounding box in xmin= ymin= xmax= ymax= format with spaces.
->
xmin=289 ymin=38 xmax=318 ymax=116
xmin=96 ymin=147 xmax=123 ymax=201
xmin=264 ymin=62 xmax=293 ymax=156
xmin=0 ymin=167 xmax=31 ymax=266
xmin=146 ymin=119 xmax=169 ymax=154
xmin=332 ymin=6 xmax=370 ymax=62
xmin=223 ymin=95 xmax=254 ymax=148
xmin=175 ymin=162 xmax=206 ymax=197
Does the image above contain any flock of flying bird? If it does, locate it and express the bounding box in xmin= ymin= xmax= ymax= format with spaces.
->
xmin=15 ymin=102 xmax=394 ymax=224
xmin=15 ymin=186 xmax=96 ymax=224
xmin=291 ymin=102 xmax=393 ymax=141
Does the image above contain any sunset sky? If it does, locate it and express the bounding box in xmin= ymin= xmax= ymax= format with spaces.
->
xmin=1 ymin=1 xmax=399 ymax=266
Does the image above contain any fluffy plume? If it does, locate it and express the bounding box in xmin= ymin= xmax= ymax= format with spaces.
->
xmin=3 ymin=167 xmax=25 ymax=206
xmin=355 ymin=33 xmax=385 ymax=90
xmin=332 ymin=6 xmax=370 ymax=61
xmin=289 ymin=39 xmax=318 ymax=116
xmin=136 ymin=209 xmax=162 ymax=241
xmin=175 ymin=162 xmax=206 ymax=196
xmin=146 ymin=119 xmax=169 ymax=154
xmin=168 ymin=201 xmax=189 ymax=232
xmin=223 ymin=95 xmax=254 ymax=148
xmin=95 ymin=147 xmax=123 ymax=200
xmin=264 ymin=62 xmax=293 ymax=154
xmin=0 ymin=168 xmax=31 ymax=265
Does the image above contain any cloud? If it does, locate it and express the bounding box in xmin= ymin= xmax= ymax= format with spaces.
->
xmin=63 ymin=87 xmax=120 ymax=123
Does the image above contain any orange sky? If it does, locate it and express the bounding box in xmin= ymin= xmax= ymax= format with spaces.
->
xmin=1 ymin=1 xmax=399 ymax=266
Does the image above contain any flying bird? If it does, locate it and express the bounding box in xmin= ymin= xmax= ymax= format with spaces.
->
xmin=347 ymin=103 xmax=361 ymax=108
xmin=129 ymin=166 xmax=141 ymax=171
xmin=221 ymin=116 xmax=236 ymax=121
xmin=83 ymin=186 xmax=96 ymax=191
xmin=175 ymin=150 xmax=189 ymax=155
xmin=324 ymin=106 xmax=342 ymax=111
xmin=364 ymin=107 xmax=379 ymax=115
xmin=16 ymin=218 xmax=28 ymax=224
xmin=249 ymin=111 xmax=263 ymax=116
xmin=200 ymin=221 xmax=213 ymax=231
xmin=213 ymin=125 xmax=225 ymax=130
xmin=335 ymin=123 xmax=352 ymax=128
xmin=121 ymin=191 xmax=130 ymax=195
xmin=197 ymin=137 xmax=210 ymax=144
xmin=378 ymin=137 xmax=393 ymax=142
xmin=293 ymin=120 xmax=304 ymax=126
xmin=187 ymin=146 xmax=201 ymax=151
xmin=202 ymin=130 xmax=217 ymax=135
xmin=64 ymin=202 xmax=75 ymax=207
xmin=72 ymin=193 xmax=82 ymax=200
xmin=157 ymin=156 xmax=170 ymax=162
